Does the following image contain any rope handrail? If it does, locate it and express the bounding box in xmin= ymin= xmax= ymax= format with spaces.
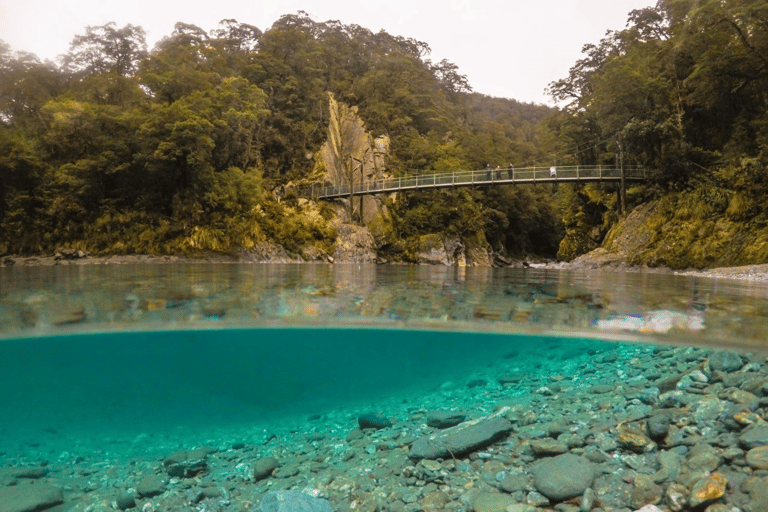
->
xmin=300 ymin=165 xmax=646 ymax=199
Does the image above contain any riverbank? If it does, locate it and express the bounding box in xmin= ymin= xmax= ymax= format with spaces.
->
xmin=3 ymin=250 xmax=768 ymax=284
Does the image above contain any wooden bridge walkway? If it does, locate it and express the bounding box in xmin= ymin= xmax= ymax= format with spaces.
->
xmin=302 ymin=165 xmax=646 ymax=199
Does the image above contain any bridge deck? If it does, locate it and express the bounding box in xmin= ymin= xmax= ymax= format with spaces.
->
xmin=302 ymin=165 xmax=645 ymax=199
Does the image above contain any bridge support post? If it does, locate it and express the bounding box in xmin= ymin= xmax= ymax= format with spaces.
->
xmin=617 ymin=138 xmax=626 ymax=216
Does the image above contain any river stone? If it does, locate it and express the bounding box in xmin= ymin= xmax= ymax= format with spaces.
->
xmin=647 ymin=412 xmax=671 ymax=440
xmin=256 ymin=490 xmax=332 ymax=512
xmin=530 ymin=453 xmax=596 ymax=501
xmin=617 ymin=423 xmax=656 ymax=453
xmin=409 ymin=417 xmax=512 ymax=459
xmin=12 ymin=466 xmax=49 ymax=479
xmin=530 ymin=439 xmax=569 ymax=456
xmin=739 ymin=420 xmax=768 ymax=449
xmin=0 ymin=482 xmax=64 ymax=512
xmin=116 ymin=493 xmax=136 ymax=511
xmin=689 ymin=472 xmax=727 ymax=508
xmin=631 ymin=474 xmax=663 ymax=509
xmin=253 ymin=457 xmax=280 ymax=481
xmin=136 ymin=474 xmax=165 ymax=497
xmin=472 ymin=492 xmax=536 ymax=512
xmin=358 ymin=412 xmax=392 ymax=430
xmin=426 ymin=410 xmax=466 ymax=429
xmin=746 ymin=446 xmax=768 ymax=469
xmin=708 ymin=350 xmax=743 ymax=372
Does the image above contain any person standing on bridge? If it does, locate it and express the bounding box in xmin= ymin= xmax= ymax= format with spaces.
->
xmin=507 ymin=164 xmax=514 ymax=179
xmin=486 ymin=164 xmax=492 ymax=180
xmin=550 ymin=166 xmax=557 ymax=179
xmin=495 ymin=166 xmax=501 ymax=179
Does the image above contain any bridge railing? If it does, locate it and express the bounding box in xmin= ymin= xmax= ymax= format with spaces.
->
xmin=302 ymin=165 xmax=645 ymax=198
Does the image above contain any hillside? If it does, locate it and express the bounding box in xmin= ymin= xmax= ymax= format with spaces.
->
xmin=548 ymin=0 xmax=768 ymax=269
xmin=0 ymin=14 xmax=560 ymax=263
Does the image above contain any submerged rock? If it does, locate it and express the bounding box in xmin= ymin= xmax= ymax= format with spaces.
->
xmin=136 ymin=474 xmax=165 ymax=497
xmin=708 ymin=350 xmax=744 ymax=372
xmin=253 ymin=457 xmax=280 ymax=481
xmin=530 ymin=453 xmax=595 ymax=501
xmin=426 ymin=410 xmax=466 ymax=429
xmin=256 ymin=490 xmax=333 ymax=512
xmin=358 ymin=412 xmax=392 ymax=430
xmin=409 ymin=417 xmax=512 ymax=459
xmin=0 ymin=483 xmax=63 ymax=512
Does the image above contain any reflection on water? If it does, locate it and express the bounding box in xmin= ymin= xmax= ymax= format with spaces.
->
xmin=2 ymin=263 xmax=768 ymax=350
xmin=2 ymin=264 xmax=768 ymax=512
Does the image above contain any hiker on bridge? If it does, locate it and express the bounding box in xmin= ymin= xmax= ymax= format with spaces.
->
xmin=507 ymin=164 xmax=514 ymax=179
xmin=495 ymin=166 xmax=502 ymax=179
xmin=550 ymin=166 xmax=557 ymax=178
xmin=485 ymin=164 xmax=492 ymax=180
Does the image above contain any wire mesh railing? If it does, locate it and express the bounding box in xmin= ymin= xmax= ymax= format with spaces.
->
xmin=301 ymin=165 xmax=646 ymax=199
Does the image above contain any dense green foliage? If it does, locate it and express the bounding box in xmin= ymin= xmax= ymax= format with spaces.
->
xmin=549 ymin=0 xmax=768 ymax=265
xmin=0 ymin=13 xmax=559 ymax=258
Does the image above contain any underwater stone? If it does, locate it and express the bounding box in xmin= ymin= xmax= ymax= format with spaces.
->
xmin=689 ymin=472 xmax=727 ymax=508
xmin=530 ymin=439 xmax=569 ymax=456
xmin=426 ymin=410 xmax=466 ymax=429
xmin=163 ymin=449 xmax=208 ymax=478
xmin=746 ymin=446 xmax=768 ymax=469
xmin=630 ymin=474 xmax=663 ymax=509
xmin=616 ymin=424 xmax=656 ymax=453
xmin=647 ymin=412 xmax=671 ymax=440
xmin=256 ymin=490 xmax=332 ymax=512
xmin=253 ymin=457 xmax=280 ymax=481
xmin=530 ymin=453 xmax=595 ymax=501
xmin=0 ymin=482 xmax=63 ymax=512
xmin=115 ymin=493 xmax=136 ymax=510
xmin=409 ymin=417 xmax=512 ymax=460
xmin=708 ymin=351 xmax=744 ymax=372
xmin=12 ymin=466 xmax=49 ymax=479
xmin=472 ymin=492 xmax=536 ymax=512
xmin=739 ymin=420 xmax=768 ymax=449
xmin=358 ymin=412 xmax=392 ymax=430
xmin=136 ymin=474 xmax=165 ymax=497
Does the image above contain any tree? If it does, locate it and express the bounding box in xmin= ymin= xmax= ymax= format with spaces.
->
xmin=62 ymin=22 xmax=148 ymax=77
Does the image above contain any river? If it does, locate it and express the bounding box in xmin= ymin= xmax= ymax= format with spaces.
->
xmin=0 ymin=263 xmax=767 ymax=511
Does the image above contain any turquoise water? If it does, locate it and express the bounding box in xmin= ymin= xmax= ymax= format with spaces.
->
xmin=1 ymin=263 xmax=768 ymax=511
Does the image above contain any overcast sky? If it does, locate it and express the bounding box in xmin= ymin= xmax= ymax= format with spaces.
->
xmin=0 ymin=0 xmax=656 ymax=105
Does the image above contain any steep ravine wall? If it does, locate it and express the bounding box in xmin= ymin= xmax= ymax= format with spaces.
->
xmin=573 ymin=199 xmax=768 ymax=269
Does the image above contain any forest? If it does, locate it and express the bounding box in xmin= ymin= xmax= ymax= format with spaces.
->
xmin=0 ymin=12 xmax=559 ymax=261
xmin=2 ymin=0 xmax=768 ymax=267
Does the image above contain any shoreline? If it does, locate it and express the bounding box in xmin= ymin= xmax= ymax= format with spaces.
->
xmin=3 ymin=252 xmax=768 ymax=282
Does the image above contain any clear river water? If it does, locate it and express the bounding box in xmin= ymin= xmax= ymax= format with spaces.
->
xmin=1 ymin=263 xmax=767 ymax=512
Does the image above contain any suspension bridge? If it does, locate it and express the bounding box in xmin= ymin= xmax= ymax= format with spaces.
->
xmin=301 ymin=165 xmax=646 ymax=199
